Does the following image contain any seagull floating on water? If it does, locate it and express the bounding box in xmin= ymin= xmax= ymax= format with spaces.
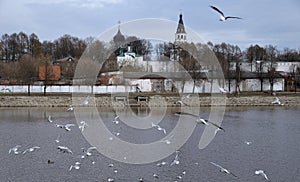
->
xmin=153 ymin=173 xmax=159 ymax=179
xmin=255 ymin=170 xmax=269 ymax=180
xmin=175 ymin=112 xmax=225 ymax=132
xmin=151 ymin=122 xmax=167 ymax=135
xmin=9 ymin=145 xmax=22 ymax=155
xmin=210 ymin=162 xmax=238 ymax=177
xmin=210 ymin=5 xmax=242 ymax=21
xmin=107 ymin=177 xmax=115 ymax=182
xmin=57 ymin=146 xmax=73 ymax=154
xmin=244 ymin=141 xmax=252 ymax=145
xmin=156 ymin=161 xmax=168 ymax=167
xmin=22 ymin=146 xmax=40 ymax=154
xmin=69 ymin=162 xmax=81 ymax=171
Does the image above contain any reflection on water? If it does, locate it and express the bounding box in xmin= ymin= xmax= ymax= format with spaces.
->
xmin=0 ymin=106 xmax=299 ymax=181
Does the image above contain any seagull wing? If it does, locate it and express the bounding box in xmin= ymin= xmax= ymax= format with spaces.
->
xmin=210 ymin=162 xmax=225 ymax=170
xmin=175 ymin=112 xmax=198 ymax=118
xmin=48 ymin=115 xmax=52 ymax=122
xmin=22 ymin=149 xmax=30 ymax=154
xmin=65 ymin=124 xmax=75 ymax=128
xmin=262 ymin=172 xmax=268 ymax=180
xmin=230 ymin=171 xmax=238 ymax=177
xmin=225 ymin=16 xmax=242 ymax=20
xmin=210 ymin=5 xmax=225 ymax=17
xmin=208 ymin=122 xmax=225 ymax=131
xmin=87 ymin=146 xmax=97 ymax=153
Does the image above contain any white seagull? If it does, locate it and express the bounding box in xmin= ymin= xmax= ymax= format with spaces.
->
xmin=210 ymin=162 xmax=238 ymax=177
xmin=81 ymin=146 xmax=97 ymax=158
xmin=69 ymin=162 xmax=81 ymax=171
xmin=57 ymin=146 xmax=73 ymax=154
xmin=219 ymin=86 xmax=229 ymax=93
xmin=151 ymin=122 xmax=167 ymax=135
xmin=9 ymin=145 xmax=22 ymax=155
xmin=22 ymin=146 xmax=40 ymax=154
xmin=255 ymin=170 xmax=269 ymax=180
xmin=56 ymin=123 xmax=75 ymax=131
xmin=55 ymin=135 xmax=60 ymax=143
xmin=170 ymin=150 xmax=180 ymax=166
xmin=210 ymin=5 xmax=242 ymax=21
xmin=82 ymin=96 xmax=90 ymax=105
xmin=47 ymin=115 xmax=53 ymax=123
xmin=174 ymin=100 xmax=190 ymax=107
xmin=272 ymin=97 xmax=284 ymax=105
xmin=78 ymin=121 xmax=88 ymax=132
xmin=175 ymin=112 xmax=225 ymax=132
xmin=112 ymin=113 xmax=120 ymax=125
xmin=244 ymin=141 xmax=252 ymax=145
xmin=156 ymin=161 xmax=168 ymax=167
xmin=67 ymin=105 xmax=74 ymax=112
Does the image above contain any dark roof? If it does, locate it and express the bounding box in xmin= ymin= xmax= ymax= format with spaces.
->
xmin=176 ymin=13 xmax=186 ymax=34
xmin=113 ymin=29 xmax=125 ymax=44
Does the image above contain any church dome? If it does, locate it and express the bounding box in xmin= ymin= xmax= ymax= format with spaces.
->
xmin=113 ymin=21 xmax=125 ymax=45
xmin=113 ymin=29 xmax=125 ymax=43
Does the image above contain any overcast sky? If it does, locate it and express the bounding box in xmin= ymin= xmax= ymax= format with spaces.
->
xmin=0 ymin=0 xmax=299 ymax=50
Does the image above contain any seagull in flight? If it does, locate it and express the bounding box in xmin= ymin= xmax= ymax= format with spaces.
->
xmin=272 ymin=97 xmax=284 ymax=105
xmin=170 ymin=150 xmax=180 ymax=166
xmin=47 ymin=115 xmax=53 ymax=123
xmin=9 ymin=145 xmax=22 ymax=155
xmin=78 ymin=121 xmax=88 ymax=132
xmin=174 ymin=100 xmax=190 ymax=107
xmin=219 ymin=87 xmax=229 ymax=93
xmin=175 ymin=112 xmax=225 ymax=132
xmin=57 ymin=146 xmax=73 ymax=154
xmin=210 ymin=162 xmax=238 ymax=177
xmin=55 ymin=135 xmax=60 ymax=143
xmin=151 ymin=122 xmax=167 ymax=135
xmin=210 ymin=5 xmax=242 ymax=21
xmin=67 ymin=105 xmax=74 ymax=112
xmin=81 ymin=146 xmax=97 ymax=158
xmin=22 ymin=146 xmax=40 ymax=154
xmin=56 ymin=123 xmax=75 ymax=131
xmin=112 ymin=112 xmax=120 ymax=124
xmin=255 ymin=170 xmax=269 ymax=180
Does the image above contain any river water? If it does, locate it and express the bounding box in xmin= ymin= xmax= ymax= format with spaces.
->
xmin=0 ymin=106 xmax=299 ymax=181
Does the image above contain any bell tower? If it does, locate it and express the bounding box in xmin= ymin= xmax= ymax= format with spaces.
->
xmin=175 ymin=10 xmax=187 ymax=42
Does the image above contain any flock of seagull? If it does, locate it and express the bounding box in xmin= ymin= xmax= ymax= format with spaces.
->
xmin=7 ymin=94 xmax=271 ymax=181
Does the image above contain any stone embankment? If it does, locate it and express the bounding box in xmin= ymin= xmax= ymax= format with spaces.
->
xmin=0 ymin=95 xmax=299 ymax=107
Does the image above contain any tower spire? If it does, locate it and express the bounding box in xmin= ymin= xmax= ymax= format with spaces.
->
xmin=175 ymin=10 xmax=187 ymax=42
xmin=118 ymin=20 xmax=121 ymax=31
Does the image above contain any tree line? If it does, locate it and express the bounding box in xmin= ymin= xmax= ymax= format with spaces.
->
xmin=0 ymin=32 xmax=300 ymax=85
